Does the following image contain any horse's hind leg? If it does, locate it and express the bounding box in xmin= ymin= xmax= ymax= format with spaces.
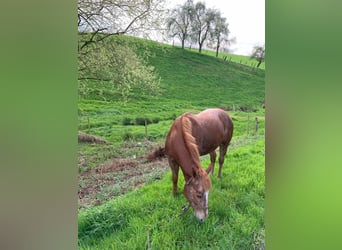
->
xmin=206 ymin=151 xmax=216 ymax=175
xmin=218 ymin=143 xmax=229 ymax=179
xmin=168 ymin=157 xmax=179 ymax=195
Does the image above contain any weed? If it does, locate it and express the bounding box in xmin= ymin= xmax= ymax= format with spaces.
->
xmin=122 ymin=131 xmax=134 ymax=141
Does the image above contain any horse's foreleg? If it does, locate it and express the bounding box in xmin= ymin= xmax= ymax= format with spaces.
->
xmin=218 ymin=144 xmax=228 ymax=179
xmin=168 ymin=158 xmax=179 ymax=195
xmin=206 ymin=151 xmax=216 ymax=175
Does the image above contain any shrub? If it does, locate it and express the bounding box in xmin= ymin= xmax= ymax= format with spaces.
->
xmin=152 ymin=117 xmax=160 ymax=124
xmin=135 ymin=117 xmax=152 ymax=126
xmin=122 ymin=117 xmax=133 ymax=126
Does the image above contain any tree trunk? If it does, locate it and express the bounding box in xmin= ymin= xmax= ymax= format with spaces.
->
xmin=257 ymin=60 xmax=262 ymax=68
xmin=216 ymin=39 xmax=220 ymax=57
xmin=198 ymin=43 xmax=202 ymax=53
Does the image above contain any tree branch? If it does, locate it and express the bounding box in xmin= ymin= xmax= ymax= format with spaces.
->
xmin=79 ymin=28 xmax=107 ymax=51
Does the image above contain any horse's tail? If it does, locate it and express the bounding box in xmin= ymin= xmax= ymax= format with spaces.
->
xmin=146 ymin=146 xmax=166 ymax=162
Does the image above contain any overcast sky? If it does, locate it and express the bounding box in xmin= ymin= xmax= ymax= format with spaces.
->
xmin=166 ymin=0 xmax=265 ymax=56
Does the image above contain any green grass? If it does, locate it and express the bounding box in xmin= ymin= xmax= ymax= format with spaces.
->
xmin=78 ymin=35 xmax=265 ymax=145
xmin=199 ymin=49 xmax=265 ymax=70
xmin=78 ymin=35 xmax=265 ymax=249
xmin=78 ymin=138 xmax=265 ymax=249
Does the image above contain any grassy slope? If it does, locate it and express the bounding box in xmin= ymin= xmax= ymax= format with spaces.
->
xmin=78 ymin=35 xmax=265 ymax=249
xmin=199 ymin=49 xmax=265 ymax=70
xmin=78 ymin=36 xmax=265 ymax=144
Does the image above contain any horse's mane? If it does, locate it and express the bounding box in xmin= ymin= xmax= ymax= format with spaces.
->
xmin=181 ymin=114 xmax=201 ymax=169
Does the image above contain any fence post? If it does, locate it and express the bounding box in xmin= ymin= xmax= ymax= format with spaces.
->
xmin=87 ymin=117 xmax=90 ymax=133
xmin=254 ymin=117 xmax=259 ymax=135
xmin=145 ymin=119 xmax=148 ymax=139
xmin=246 ymin=113 xmax=250 ymax=137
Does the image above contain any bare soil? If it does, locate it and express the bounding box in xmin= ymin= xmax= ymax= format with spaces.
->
xmin=78 ymin=142 xmax=169 ymax=209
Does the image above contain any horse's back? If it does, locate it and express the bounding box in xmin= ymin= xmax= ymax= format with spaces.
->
xmin=196 ymin=108 xmax=232 ymax=135
xmin=193 ymin=109 xmax=233 ymax=155
xmin=165 ymin=109 xmax=233 ymax=157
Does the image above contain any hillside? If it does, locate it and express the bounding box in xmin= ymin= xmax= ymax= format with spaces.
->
xmin=78 ymin=35 xmax=265 ymax=145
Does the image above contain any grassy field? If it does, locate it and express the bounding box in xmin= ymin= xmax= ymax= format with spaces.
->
xmin=78 ymin=35 xmax=265 ymax=249
xmin=79 ymin=138 xmax=264 ymax=249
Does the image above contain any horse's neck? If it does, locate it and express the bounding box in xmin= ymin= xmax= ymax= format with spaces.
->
xmin=167 ymin=134 xmax=200 ymax=180
xmin=181 ymin=164 xmax=207 ymax=184
xmin=166 ymin=116 xmax=202 ymax=180
xmin=179 ymin=114 xmax=203 ymax=180
xmin=177 ymin=145 xmax=202 ymax=181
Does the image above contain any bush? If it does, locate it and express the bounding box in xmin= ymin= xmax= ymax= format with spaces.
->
xmin=135 ymin=117 xmax=152 ymax=126
xmin=152 ymin=117 xmax=160 ymax=124
xmin=122 ymin=117 xmax=133 ymax=126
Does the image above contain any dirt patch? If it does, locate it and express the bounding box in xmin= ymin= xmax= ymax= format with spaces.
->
xmin=78 ymin=156 xmax=169 ymax=209
xmin=78 ymin=131 xmax=107 ymax=144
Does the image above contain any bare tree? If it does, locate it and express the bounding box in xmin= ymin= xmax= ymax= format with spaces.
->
xmin=78 ymin=0 xmax=167 ymax=51
xmin=77 ymin=0 xmax=166 ymax=100
xmin=207 ymin=10 xmax=230 ymax=57
xmin=190 ymin=2 xmax=216 ymax=53
xmin=166 ymin=0 xmax=194 ymax=49
xmin=250 ymin=45 xmax=265 ymax=68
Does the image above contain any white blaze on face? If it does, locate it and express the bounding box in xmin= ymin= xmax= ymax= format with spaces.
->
xmin=194 ymin=191 xmax=210 ymax=221
xmin=205 ymin=191 xmax=209 ymax=216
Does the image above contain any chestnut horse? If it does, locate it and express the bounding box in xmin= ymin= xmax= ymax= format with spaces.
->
xmin=160 ymin=108 xmax=234 ymax=221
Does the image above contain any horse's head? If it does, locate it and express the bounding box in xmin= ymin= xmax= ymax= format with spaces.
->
xmin=183 ymin=169 xmax=211 ymax=222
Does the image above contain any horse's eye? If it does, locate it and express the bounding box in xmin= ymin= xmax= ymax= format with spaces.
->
xmin=197 ymin=194 xmax=203 ymax=199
